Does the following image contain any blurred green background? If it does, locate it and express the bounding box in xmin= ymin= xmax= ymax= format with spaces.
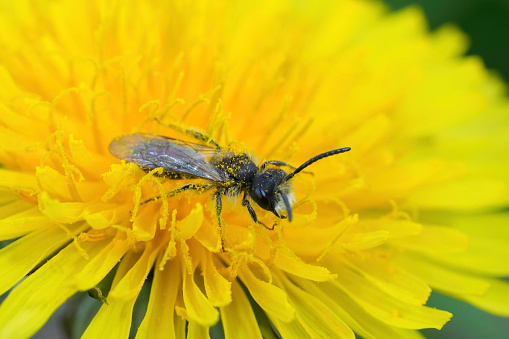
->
xmin=386 ymin=0 xmax=509 ymax=83
xmin=386 ymin=0 xmax=509 ymax=338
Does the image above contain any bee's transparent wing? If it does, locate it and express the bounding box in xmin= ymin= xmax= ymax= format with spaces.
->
xmin=109 ymin=133 xmax=229 ymax=182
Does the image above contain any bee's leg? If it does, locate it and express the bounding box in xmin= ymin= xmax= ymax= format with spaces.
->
xmin=142 ymin=183 xmax=213 ymax=204
xmin=241 ymin=193 xmax=273 ymax=230
xmin=260 ymin=160 xmax=293 ymax=171
xmin=185 ymin=129 xmax=220 ymax=148
xmin=213 ymin=191 xmax=227 ymax=251
xmin=260 ymin=160 xmax=313 ymax=175
xmin=155 ymin=119 xmax=220 ymax=148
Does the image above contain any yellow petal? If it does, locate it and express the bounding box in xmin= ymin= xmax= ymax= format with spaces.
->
xmin=0 ymin=222 xmax=88 ymax=295
xmin=425 ymin=213 xmax=509 ymax=276
xmin=82 ymin=298 xmax=137 ymax=339
xmin=38 ymin=191 xmax=84 ymax=223
xmin=187 ymin=322 xmax=210 ymax=339
xmin=408 ymin=178 xmax=508 ymax=211
xmin=277 ymin=273 xmax=355 ymax=339
xmin=271 ymin=317 xmax=310 ymax=339
xmin=220 ymin=280 xmax=262 ymax=339
xmin=283 ymin=215 xmax=355 ymax=257
xmin=101 ymin=162 xmax=145 ymax=201
xmin=274 ymin=249 xmax=336 ymax=282
xmin=175 ymin=314 xmax=187 ymax=338
xmin=0 ymin=191 xmax=18 ymax=205
xmin=426 ymin=238 xmax=509 ymax=276
xmin=328 ymin=263 xmax=452 ymax=329
xmin=0 ymin=206 xmax=53 ymax=240
xmin=361 ymin=219 xmax=422 ymax=239
xmin=136 ymin=258 xmax=181 ymax=339
xmin=0 ymin=127 xmax=41 ymax=165
xmin=203 ymin=252 xmax=232 ymax=307
xmin=83 ymin=203 xmax=128 ymax=230
xmin=68 ymin=134 xmax=112 ymax=177
xmin=397 ymin=57 xmax=489 ymax=137
xmin=0 ymin=103 xmax=49 ymax=144
xmin=369 ymin=159 xmax=465 ymax=195
xmin=75 ymin=235 xmax=130 ymax=291
xmin=396 ymin=253 xmax=491 ymax=296
xmin=338 ymin=255 xmax=432 ymax=305
xmin=341 ymin=230 xmax=389 ymax=252
xmin=0 ymin=168 xmax=38 ymax=191
xmin=462 ymin=278 xmax=509 ymax=316
xmin=431 ymin=24 xmax=468 ymax=58
xmin=395 ymin=225 xmax=468 ymax=254
xmin=131 ymin=203 xmax=160 ymax=241
xmin=83 ymin=244 xmax=160 ymax=338
xmin=0 ymin=238 xmax=110 ymax=339
xmin=193 ymin=218 xmax=221 ymax=252
xmin=295 ymin=277 xmax=425 ymax=339
xmin=109 ymin=242 xmax=161 ymax=300
xmin=37 ymin=166 xmax=104 ymax=202
xmin=182 ymin=257 xmax=219 ymax=326
xmin=177 ymin=203 xmax=204 ymax=240
xmin=239 ymin=266 xmax=295 ymax=322
xmin=36 ymin=166 xmax=74 ymax=201
xmin=0 ymin=66 xmax=25 ymax=102
xmin=342 ymin=114 xmax=392 ymax=158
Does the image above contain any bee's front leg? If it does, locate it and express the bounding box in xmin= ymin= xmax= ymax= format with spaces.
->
xmin=241 ymin=192 xmax=272 ymax=230
xmin=141 ymin=183 xmax=213 ymax=205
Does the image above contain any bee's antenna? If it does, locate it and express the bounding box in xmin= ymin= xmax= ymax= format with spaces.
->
xmin=283 ymin=147 xmax=351 ymax=183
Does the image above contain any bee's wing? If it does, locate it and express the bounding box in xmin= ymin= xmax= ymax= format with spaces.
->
xmin=109 ymin=133 xmax=229 ymax=182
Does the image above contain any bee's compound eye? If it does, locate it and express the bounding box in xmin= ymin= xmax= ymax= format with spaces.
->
xmin=252 ymin=185 xmax=272 ymax=211
xmin=250 ymin=169 xmax=286 ymax=212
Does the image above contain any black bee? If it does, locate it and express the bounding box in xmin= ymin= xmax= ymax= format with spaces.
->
xmin=109 ymin=132 xmax=350 ymax=228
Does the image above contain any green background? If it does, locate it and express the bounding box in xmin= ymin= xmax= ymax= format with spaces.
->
xmin=386 ymin=0 xmax=509 ymax=83
xmin=386 ymin=0 xmax=509 ymax=338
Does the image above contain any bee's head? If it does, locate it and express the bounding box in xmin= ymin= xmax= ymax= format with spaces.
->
xmin=250 ymin=146 xmax=351 ymax=222
xmin=250 ymin=168 xmax=294 ymax=221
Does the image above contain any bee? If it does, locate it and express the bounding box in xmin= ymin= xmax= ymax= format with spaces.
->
xmin=109 ymin=132 xmax=351 ymax=228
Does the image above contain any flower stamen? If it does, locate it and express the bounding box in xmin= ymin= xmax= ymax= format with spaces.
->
xmin=257 ymin=95 xmax=293 ymax=150
xmin=159 ymin=209 xmax=178 ymax=271
xmin=57 ymin=222 xmax=90 ymax=260
xmin=47 ymin=129 xmax=84 ymax=202
xmin=316 ymin=214 xmax=358 ymax=262
xmin=130 ymin=167 xmax=166 ymax=223
xmin=137 ymin=100 xmax=161 ymax=130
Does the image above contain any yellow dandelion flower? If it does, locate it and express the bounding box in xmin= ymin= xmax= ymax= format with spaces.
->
xmin=1 ymin=0 xmax=509 ymax=338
